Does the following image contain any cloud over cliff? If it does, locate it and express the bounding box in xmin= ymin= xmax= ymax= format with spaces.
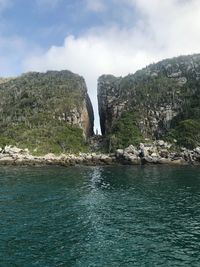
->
xmin=22 ymin=0 xmax=200 ymax=129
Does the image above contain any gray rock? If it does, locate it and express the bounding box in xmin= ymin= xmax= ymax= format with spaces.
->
xmin=116 ymin=149 xmax=124 ymax=158
xmin=124 ymin=145 xmax=137 ymax=154
xmin=194 ymin=147 xmax=200 ymax=154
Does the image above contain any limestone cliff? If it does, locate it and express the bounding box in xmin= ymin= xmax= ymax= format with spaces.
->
xmin=0 ymin=70 xmax=94 ymax=154
xmin=98 ymin=54 xmax=200 ymax=149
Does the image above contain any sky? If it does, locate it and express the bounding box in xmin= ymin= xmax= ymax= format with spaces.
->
xmin=1 ymin=0 xmax=200 ymax=130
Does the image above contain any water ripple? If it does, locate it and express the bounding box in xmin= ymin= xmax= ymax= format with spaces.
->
xmin=0 ymin=166 xmax=200 ymax=266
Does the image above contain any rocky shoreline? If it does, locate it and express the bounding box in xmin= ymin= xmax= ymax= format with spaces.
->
xmin=0 ymin=141 xmax=200 ymax=166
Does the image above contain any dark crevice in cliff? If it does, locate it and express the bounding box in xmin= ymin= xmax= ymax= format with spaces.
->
xmin=86 ymin=93 xmax=94 ymax=136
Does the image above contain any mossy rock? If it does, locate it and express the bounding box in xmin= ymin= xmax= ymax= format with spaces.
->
xmin=167 ymin=119 xmax=200 ymax=149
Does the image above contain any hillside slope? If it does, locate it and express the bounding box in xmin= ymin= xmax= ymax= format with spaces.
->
xmin=98 ymin=54 xmax=200 ymax=150
xmin=0 ymin=70 xmax=94 ymax=154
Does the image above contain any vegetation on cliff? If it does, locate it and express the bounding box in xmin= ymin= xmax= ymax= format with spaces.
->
xmin=167 ymin=119 xmax=200 ymax=149
xmin=98 ymin=54 xmax=200 ymax=150
xmin=0 ymin=70 xmax=93 ymax=154
xmin=108 ymin=111 xmax=143 ymax=151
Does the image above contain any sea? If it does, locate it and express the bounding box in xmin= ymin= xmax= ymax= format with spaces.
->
xmin=0 ymin=165 xmax=200 ymax=266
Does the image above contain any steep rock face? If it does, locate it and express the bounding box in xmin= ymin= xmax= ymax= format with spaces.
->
xmin=98 ymin=54 xmax=200 ymax=149
xmin=0 ymin=70 xmax=94 ymax=153
xmin=98 ymin=75 xmax=128 ymax=135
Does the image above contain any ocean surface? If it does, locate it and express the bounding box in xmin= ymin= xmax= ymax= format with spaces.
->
xmin=0 ymin=165 xmax=200 ymax=267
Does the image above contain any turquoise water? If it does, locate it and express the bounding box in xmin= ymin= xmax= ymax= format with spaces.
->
xmin=0 ymin=166 xmax=200 ymax=267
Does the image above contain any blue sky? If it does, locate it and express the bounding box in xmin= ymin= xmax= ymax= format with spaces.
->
xmin=3 ymin=0 xmax=103 ymax=47
xmin=1 ymin=0 xmax=200 ymax=129
xmin=0 ymin=0 xmax=138 ymax=56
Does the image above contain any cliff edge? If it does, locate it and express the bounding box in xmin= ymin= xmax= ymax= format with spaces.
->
xmin=98 ymin=54 xmax=200 ymax=150
xmin=0 ymin=70 xmax=94 ymax=154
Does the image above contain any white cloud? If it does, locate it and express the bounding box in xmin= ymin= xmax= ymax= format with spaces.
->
xmin=23 ymin=0 xmax=200 ymax=130
xmin=86 ymin=0 xmax=106 ymax=12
